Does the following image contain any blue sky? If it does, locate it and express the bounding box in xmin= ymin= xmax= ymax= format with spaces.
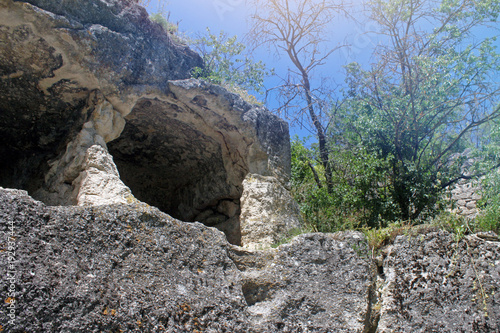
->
xmin=144 ymin=1 xmax=499 ymax=142
xmin=147 ymin=0 xmax=380 ymax=76
xmin=144 ymin=1 xmax=381 ymax=140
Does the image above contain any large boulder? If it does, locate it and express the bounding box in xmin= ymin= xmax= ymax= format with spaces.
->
xmin=0 ymin=0 xmax=299 ymax=247
xmin=377 ymin=229 xmax=500 ymax=332
xmin=1 ymin=188 xmax=500 ymax=332
xmin=0 ymin=187 xmax=250 ymax=332
xmin=0 ymin=188 xmax=372 ymax=332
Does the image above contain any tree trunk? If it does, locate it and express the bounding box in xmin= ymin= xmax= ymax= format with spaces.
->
xmin=302 ymin=74 xmax=334 ymax=194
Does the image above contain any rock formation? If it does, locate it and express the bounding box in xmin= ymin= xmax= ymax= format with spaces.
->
xmin=0 ymin=0 xmax=300 ymax=247
xmin=1 ymin=188 xmax=499 ymax=332
xmin=377 ymin=228 xmax=500 ymax=332
xmin=447 ymin=150 xmax=483 ymax=219
xmin=1 ymin=1 xmax=500 ymax=332
xmin=449 ymin=179 xmax=482 ymax=218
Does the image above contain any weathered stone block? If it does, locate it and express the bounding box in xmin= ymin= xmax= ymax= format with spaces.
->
xmin=377 ymin=230 xmax=500 ymax=332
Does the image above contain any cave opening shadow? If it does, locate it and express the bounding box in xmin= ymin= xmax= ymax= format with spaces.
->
xmin=108 ymin=98 xmax=247 ymax=246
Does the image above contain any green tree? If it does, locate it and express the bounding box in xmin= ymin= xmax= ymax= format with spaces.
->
xmin=338 ymin=0 xmax=500 ymax=221
xmin=248 ymin=0 xmax=350 ymax=194
xmin=290 ymin=138 xmax=337 ymax=232
xmin=190 ymin=28 xmax=271 ymax=96
xmin=291 ymin=138 xmax=394 ymax=230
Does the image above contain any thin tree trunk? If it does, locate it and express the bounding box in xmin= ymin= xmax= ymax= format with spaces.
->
xmin=303 ymin=75 xmax=333 ymax=194
xmin=308 ymin=162 xmax=323 ymax=189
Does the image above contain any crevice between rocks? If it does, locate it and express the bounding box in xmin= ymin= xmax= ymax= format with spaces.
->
xmin=364 ymin=259 xmax=383 ymax=333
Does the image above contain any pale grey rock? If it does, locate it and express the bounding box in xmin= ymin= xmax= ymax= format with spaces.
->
xmin=74 ymin=145 xmax=134 ymax=206
xmin=0 ymin=187 xmax=251 ymax=332
xmin=475 ymin=231 xmax=499 ymax=242
xmin=1 ymin=189 xmax=500 ymax=332
xmin=466 ymin=200 xmax=477 ymax=209
xmin=240 ymin=174 xmax=302 ymax=249
xmin=446 ymin=150 xmax=483 ymax=219
xmin=229 ymin=232 xmax=374 ymax=332
xmin=34 ymin=90 xmax=129 ymax=205
xmin=0 ymin=0 xmax=202 ymax=196
xmin=107 ymin=80 xmax=295 ymax=245
xmin=0 ymin=188 xmax=374 ymax=332
xmin=448 ymin=179 xmax=483 ymax=219
xmin=377 ymin=229 xmax=500 ymax=332
xmin=472 ymin=192 xmax=482 ymax=200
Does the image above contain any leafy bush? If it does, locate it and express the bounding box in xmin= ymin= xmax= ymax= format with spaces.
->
xmin=291 ymin=137 xmax=400 ymax=232
xmin=431 ymin=211 xmax=471 ymax=241
xmin=477 ymin=171 xmax=500 ymax=234
xmin=190 ymin=29 xmax=272 ymax=97
xmin=473 ymin=120 xmax=500 ymax=234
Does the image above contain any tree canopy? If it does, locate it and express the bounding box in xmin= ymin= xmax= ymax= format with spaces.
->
xmin=248 ymin=0 xmax=500 ymax=230
xmin=338 ymin=0 xmax=500 ymax=221
xmin=190 ymin=28 xmax=271 ymax=95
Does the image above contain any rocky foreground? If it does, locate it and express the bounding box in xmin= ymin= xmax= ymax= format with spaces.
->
xmin=1 ymin=188 xmax=499 ymax=332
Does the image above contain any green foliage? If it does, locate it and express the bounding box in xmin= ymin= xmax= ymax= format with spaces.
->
xmin=291 ymin=137 xmax=398 ymax=231
xmin=190 ymin=28 xmax=272 ymax=96
xmin=431 ymin=205 xmax=498 ymax=241
xmin=284 ymin=0 xmax=500 ymax=235
xmin=327 ymin=143 xmax=398 ymax=227
xmin=477 ymin=177 xmax=500 ymax=234
xmin=150 ymin=13 xmax=178 ymax=34
xmin=363 ymin=221 xmax=410 ymax=252
xmin=431 ymin=211 xmax=471 ymax=241
xmin=290 ymin=138 xmax=338 ymax=232
xmin=335 ymin=0 xmax=500 ymax=222
xmin=476 ymin=121 xmax=500 ymax=233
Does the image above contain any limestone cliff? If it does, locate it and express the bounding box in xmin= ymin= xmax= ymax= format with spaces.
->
xmin=0 ymin=0 xmax=300 ymax=247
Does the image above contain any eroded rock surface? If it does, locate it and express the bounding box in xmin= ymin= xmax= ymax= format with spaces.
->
xmin=1 ymin=189 xmax=500 ymax=332
xmin=240 ymin=174 xmax=302 ymax=249
xmin=0 ymin=189 xmax=373 ymax=333
xmin=0 ymin=0 xmax=201 ymax=195
xmin=0 ymin=188 xmax=250 ymax=332
xmin=377 ymin=229 xmax=500 ymax=332
xmin=3 ymin=1 xmax=500 ymax=331
xmin=107 ymin=80 xmax=293 ymax=246
xmin=230 ymin=232 xmax=374 ymax=332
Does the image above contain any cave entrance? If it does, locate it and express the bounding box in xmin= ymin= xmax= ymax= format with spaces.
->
xmin=108 ymin=98 xmax=246 ymax=245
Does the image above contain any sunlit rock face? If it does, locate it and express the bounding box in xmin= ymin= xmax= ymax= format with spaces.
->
xmin=3 ymin=190 xmax=497 ymax=332
xmin=0 ymin=0 xmax=299 ymax=246
xmin=108 ymin=80 xmax=295 ymax=245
